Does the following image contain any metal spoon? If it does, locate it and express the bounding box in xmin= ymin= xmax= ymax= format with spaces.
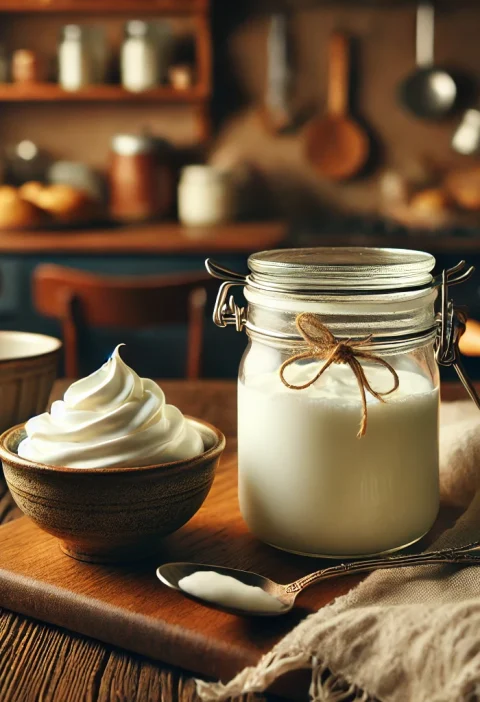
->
xmin=399 ymin=1 xmax=457 ymax=120
xmin=157 ymin=542 xmax=480 ymax=617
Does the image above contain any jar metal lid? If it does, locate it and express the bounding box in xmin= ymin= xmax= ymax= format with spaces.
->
xmin=62 ymin=24 xmax=89 ymax=41
xmin=181 ymin=165 xmax=230 ymax=183
xmin=111 ymin=134 xmax=155 ymax=156
xmin=125 ymin=20 xmax=152 ymax=38
xmin=248 ymin=247 xmax=436 ymax=292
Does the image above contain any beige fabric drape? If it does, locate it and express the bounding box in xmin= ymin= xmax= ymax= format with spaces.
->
xmin=198 ymin=402 xmax=480 ymax=702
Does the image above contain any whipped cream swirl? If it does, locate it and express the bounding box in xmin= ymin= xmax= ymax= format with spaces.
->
xmin=18 ymin=345 xmax=204 ymax=468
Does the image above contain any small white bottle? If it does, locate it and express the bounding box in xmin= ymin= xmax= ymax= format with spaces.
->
xmin=121 ymin=21 xmax=160 ymax=93
xmin=58 ymin=25 xmax=94 ymax=91
xmin=178 ymin=166 xmax=235 ymax=227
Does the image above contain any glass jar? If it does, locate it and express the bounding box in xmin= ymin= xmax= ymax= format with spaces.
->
xmin=178 ymin=166 xmax=235 ymax=227
xmin=207 ymin=247 xmax=478 ymax=558
xmin=0 ymin=44 xmax=8 ymax=83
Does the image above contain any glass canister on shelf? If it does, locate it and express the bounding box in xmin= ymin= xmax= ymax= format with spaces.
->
xmin=58 ymin=25 xmax=96 ymax=91
xmin=89 ymin=25 xmax=108 ymax=84
xmin=207 ymin=248 xmax=480 ymax=558
xmin=178 ymin=166 xmax=236 ymax=227
xmin=48 ymin=161 xmax=104 ymax=201
xmin=0 ymin=44 xmax=7 ymax=83
xmin=108 ymin=133 xmax=173 ymax=222
xmin=121 ymin=20 xmax=172 ymax=92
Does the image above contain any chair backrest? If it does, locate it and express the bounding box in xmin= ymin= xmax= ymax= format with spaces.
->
xmin=33 ymin=263 xmax=216 ymax=379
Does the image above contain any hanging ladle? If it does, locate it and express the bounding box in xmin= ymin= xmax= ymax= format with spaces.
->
xmin=399 ymin=1 xmax=457 ymax=120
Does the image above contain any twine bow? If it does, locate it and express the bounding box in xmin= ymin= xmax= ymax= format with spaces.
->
xmin=279 ymin=313 xmax=400 ymax=438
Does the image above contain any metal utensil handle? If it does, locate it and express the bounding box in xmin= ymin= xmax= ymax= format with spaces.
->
xmin=416 ymin=1 xmax=435 ymax=67
xmin=286 ymin=542 xmax=480 ymax=594
xmin=266 ymin=13 xmax=290 ymax=112
xmin=328 ymin=32 xmax=350 ymax=117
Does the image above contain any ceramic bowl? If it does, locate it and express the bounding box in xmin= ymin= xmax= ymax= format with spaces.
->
xmin=0 ymin=417 xmax=225 ymax=564
xmin=0 ymin=331 xmax=61 ymax=433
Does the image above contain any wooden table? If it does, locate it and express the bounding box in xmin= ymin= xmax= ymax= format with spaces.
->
xmin=0 ymin=380 xmax=472 ymax=702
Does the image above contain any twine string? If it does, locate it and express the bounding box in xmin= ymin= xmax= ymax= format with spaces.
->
xmin=279 ymin=313 xmax=400 ymax=438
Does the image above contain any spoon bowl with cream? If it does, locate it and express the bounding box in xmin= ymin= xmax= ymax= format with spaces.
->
xmin=0 ymin=346 xmax=225 ymax=563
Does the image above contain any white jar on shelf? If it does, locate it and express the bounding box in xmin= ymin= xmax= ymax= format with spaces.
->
xmin=178 ymin=166 xmax=235 ymax=227
xmin=121 ymin=20 xmax=171 ymax=93
xmin=58 ymin=25 xmax=95 ymax=91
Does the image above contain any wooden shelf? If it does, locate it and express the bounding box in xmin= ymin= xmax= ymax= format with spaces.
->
xmin=0 ymin=222 xmax=286 ymax=255
xmin=0 ymin=84 xmax=208 ymax=103
xmin=0 ymin=0 xmax=208 ymax=14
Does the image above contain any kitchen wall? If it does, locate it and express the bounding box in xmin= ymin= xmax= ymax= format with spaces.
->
xmin=210 ymin=3 xmax=480 ymax=221
xmin=2 ymin=3 xmax=480 ymax=219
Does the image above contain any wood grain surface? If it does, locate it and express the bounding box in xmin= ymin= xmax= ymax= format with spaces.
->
xmin=0 ymin=380 xmax=472 ymax=702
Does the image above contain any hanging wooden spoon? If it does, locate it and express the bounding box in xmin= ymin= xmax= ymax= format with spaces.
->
xmin=305 ymin=31 xmax=368 ymax=180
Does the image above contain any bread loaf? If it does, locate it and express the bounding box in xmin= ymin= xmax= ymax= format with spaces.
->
xmin=0 ymin=186 xmax=47 ymax=230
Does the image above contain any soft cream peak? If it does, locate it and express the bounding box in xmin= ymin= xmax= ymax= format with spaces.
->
xmin=18 ymin=345 xmax=203 ymax=468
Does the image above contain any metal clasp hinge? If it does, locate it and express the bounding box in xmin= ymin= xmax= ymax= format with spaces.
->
xmin=435 ymin=261 xmax=480 ymax=409
xmin=205 ymin=259 xmax=247 ymax=332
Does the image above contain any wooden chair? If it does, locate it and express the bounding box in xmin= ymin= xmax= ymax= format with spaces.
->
xmin=33 ymin=264 xmax=216 ymax=379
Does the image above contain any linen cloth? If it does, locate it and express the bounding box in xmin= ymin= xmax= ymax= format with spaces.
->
xmin=198 ymin=401 xmax=480 ymax=702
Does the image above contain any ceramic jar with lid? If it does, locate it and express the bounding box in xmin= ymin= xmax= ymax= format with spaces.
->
xmin=178 ymin=166 xmax=235 ymax=227
xmin=207 ymin=248 xmax=479 ymax=558
xmin=108 ymin=134 xmax=173 ymax=222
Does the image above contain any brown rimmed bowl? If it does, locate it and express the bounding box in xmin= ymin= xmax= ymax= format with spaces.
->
xmin=0 ymin=417 xmax=225 ymax=564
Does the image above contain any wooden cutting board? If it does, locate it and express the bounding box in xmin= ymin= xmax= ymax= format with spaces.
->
xmin=0 ymin=442 xmax=459 ymax=697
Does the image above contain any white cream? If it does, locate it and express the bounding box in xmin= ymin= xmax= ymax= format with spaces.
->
xmin=18 ymin=345 xmax=204 ymax=468
xmin=178 ymin=571 xmax=285 ymax=613
xmin=238 ymin=362 xmax=439 ymax=557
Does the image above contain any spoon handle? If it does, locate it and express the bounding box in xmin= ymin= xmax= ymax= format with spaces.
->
xmin=416 ymin=1 xmax=435 ymax=68
xmin=285 ymin=542 xmax=480 ymax=594
xmin=328 ymin=32 xmax=349 ymax=117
